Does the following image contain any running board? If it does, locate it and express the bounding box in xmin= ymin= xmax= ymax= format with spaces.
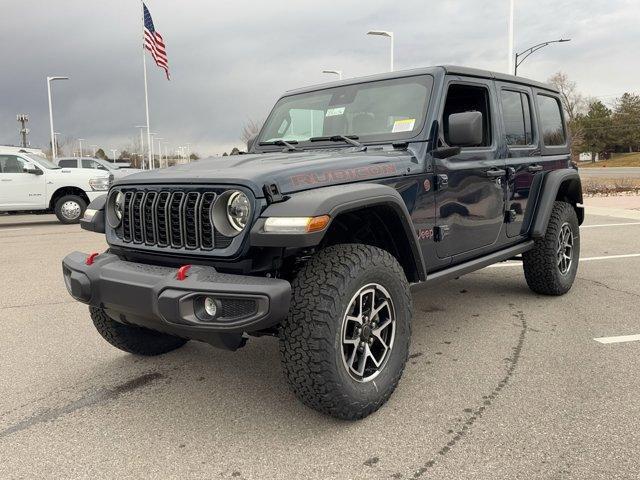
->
xmin=411 ymin=241 xmax=534 ymax=292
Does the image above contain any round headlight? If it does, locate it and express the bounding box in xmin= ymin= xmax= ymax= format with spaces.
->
xmin=114 ymin=191 xmax=124 ymax=220
xmin=106 ymin=190 xmax=124 ymax=228
xmin=226 ymin=191 xmax=250 ymax=232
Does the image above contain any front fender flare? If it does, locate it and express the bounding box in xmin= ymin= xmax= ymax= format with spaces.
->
xmin=250 ymin=183 xmax=426 ymax=280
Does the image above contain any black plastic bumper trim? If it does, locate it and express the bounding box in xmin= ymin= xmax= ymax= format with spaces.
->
xmin=62 ymin=251 xmax=291 ymax=336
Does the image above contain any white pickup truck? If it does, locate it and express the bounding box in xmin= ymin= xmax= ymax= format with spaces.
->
xmin=0 ymin=151 xmax=111 ymax=224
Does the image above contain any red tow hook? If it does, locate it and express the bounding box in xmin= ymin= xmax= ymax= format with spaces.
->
xmin=85 ymin=252 xmax=100 ymax=266
xmin=176 ymin=264 xmax=192 ymax=281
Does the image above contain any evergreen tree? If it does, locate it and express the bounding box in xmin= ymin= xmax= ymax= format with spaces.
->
xmin=578 ymin=100 xmax=613 ymax=161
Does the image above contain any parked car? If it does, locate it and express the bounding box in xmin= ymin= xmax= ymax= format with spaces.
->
xmin=62 ymin=65 xmax=583 ymax=419
xmin=0 ymin=150 xmax=111 ymax=223
xmin=55 ymin=157 xmax=142 ymax=179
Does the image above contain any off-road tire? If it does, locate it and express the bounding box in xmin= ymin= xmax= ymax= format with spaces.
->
xmin=279 ymin=244 xmax=412 ymax=420
xmin=90 ymin=306 xmax=188 ymax=355
xmin=54 ymin=195 xmax=87 ymax=224
xmin=523 ymin=201 xmax=580 ymax=295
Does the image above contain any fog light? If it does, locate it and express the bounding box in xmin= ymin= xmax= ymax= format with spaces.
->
xmin=204 ymin=297 xmax=218 ymax=317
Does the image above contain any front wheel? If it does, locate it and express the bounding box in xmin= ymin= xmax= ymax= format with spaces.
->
xmin=523 ymin=201 xmax=580 ymax=295
xmin=54 ymin=195 xmax=87 ymax=224
xmin=279 ymin=244 xmax=412 ymax=420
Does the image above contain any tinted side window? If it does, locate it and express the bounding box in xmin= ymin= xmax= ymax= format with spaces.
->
xmin=0 ymin=155 xmax=26 ymax=173
xmin=82 ymin=159 xmax=98 ymax=169
xmin=500 ymin=90 xmax=533 ymax=146
xmin=537 ymin=95 xmax=565 ymax=146
xmin=58 ymin=159 xmax=77 ymax=167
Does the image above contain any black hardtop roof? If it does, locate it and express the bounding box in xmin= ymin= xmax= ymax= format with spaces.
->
xmin=285 ymin=65 xmax=558 ymax=96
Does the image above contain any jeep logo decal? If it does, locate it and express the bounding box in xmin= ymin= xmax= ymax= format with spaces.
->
xmin=290 ymin=164 xmax=397 ymax=187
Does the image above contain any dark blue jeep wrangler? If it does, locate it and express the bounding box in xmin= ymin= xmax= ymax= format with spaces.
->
xmin=63 ymin=66 xmax=583 ymax=420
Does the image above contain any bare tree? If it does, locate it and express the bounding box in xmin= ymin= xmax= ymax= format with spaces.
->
xmin=548 ymin=72 xmax=585 ymax=160
xmin=240 ymin=118 xmax=264 ymax=150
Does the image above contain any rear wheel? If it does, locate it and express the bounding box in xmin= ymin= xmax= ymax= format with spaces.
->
xmin=54 ymin=195 xmax=86 ymax=224
xmin=279 ymin=244 xmax=412 ymax=420
xmin=90 ymin=307 xmax=188 ymax=356
xmin=523 ymin=201 xmax=580 ymax=295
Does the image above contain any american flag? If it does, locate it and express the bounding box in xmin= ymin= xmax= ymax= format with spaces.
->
xmin=143 ymin=3 xmax=170 ymax=80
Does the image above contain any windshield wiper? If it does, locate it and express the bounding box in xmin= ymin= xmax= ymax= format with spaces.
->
xmin=258 ymin=139 xmax=303 ymax=152
xmin=309 ymin=135 xmax=366 ymax=151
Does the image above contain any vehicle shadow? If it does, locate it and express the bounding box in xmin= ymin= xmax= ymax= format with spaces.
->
xmin=0 ymin=219 xmax=61 ymax=228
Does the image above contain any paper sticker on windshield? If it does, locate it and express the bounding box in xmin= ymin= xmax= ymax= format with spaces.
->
xmin=326 ymin=107 xmax=345 ymax=117
xmin=392 ymin=118 xmax=416 ymax=133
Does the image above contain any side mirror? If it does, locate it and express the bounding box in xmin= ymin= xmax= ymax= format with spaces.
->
xmin=448 ymin=111 xmax=483 ymax=147
xmin=23 ymin=163 xmax=43 ymax=175
xmin=246 ymin=135 xmax=257 ymax=152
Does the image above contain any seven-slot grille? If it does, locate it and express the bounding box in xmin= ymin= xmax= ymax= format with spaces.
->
xmin=115 ymin=189 xmax=233 ymax=251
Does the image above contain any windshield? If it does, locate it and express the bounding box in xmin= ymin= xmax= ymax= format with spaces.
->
xmin=258 ymin=75 xmax=433 ymax=148
xmin=24 ymin=153 xmax=60 ymax=169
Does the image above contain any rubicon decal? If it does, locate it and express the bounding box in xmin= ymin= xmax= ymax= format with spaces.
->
xmin=290 ymin=164 xmax=398 ymax=187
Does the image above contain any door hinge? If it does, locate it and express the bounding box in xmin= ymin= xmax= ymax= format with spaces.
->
xmin=434 ymin=225 xmax=450 ymax=242
xmin=436 ymin=174 xmax=448 ymax=190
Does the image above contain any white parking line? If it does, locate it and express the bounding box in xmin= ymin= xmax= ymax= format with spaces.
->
xmin=582 ymin=222 xmax=640 ymax=228
xmin=0 ymin=227 xmax=32 ymax=232
xmin=594 ymin=334 xmax=640 ymax=344
xmin=488 ymin=253 xmax=640 ymax=268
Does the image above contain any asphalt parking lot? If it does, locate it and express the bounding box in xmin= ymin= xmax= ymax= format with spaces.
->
xmin=1 ymin=209 xmax=639 ymax=480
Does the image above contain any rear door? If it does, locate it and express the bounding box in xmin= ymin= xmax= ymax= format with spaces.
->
xmin=434 ymin=78 xmax=506 ymax=259
xmin=495 ymin=84 xmax=540 ymax=237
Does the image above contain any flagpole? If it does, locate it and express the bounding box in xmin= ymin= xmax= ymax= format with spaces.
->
xmin=142 ymin=5 xmax=152 ymax=171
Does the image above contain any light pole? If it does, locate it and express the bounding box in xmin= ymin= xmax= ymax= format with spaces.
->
xmin=186 ymin=143 xmax=191 ymax=163
xmin=156 ymin=137 xmax=164 ymax=168
xmin=47 ymin=76 xmax=69 ymax=160
xmin=53 ymin=132 xmax=61 ymax=158
xmin=149 ymin=132 xmax=157 ymax=169
xmin=78 ymin=138 xmax=85 ymax=158
xmin=508 ymin=0 xmax=515 ymax=74
xmin=514 ymin=38 xmax=571 ymax=75
xmin=110 ymin=149 xmax=118 ymax=163
xmin=135 ymin=125 xmax=147 ymax=169
xmin=322 ymin=70 xmax=343 ymax=80
xmin=367 ymin=30 xmax=394 ymax=71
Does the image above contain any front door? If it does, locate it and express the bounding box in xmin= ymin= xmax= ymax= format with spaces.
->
xmin=435 ymin=79 xmax=506 ymax=259
xmin=0 ymin=155 xmax=46 ymax=208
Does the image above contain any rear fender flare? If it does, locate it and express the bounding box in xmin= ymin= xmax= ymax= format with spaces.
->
xmin=531 ymin=169 xmax=584 ymax=238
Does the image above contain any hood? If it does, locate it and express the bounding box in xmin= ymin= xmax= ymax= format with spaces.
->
xmin=114 ymin=148 xmax=418 ymax=197
xmin=112 ymin=168 xmax=143 ymax=178
xmin=51 ymin=168 xmax=110 ymax=180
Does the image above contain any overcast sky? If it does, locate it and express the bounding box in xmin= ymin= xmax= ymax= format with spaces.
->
xmin=1 ymin=0 xmax=638 ymax=156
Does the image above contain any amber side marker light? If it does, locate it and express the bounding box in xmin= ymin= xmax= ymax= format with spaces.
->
xmin=264 ymin=215 xmax=330 ymax=234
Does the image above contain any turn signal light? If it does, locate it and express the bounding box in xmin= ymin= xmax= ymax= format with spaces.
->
xmin=264 ymin=215 xmax=330 ymax=234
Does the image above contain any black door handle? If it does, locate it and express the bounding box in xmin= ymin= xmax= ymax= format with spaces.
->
xmin=527 ymin=164 xmax=543 ymax=172
xmin=485 ymin=168 xmax=506 ymax=178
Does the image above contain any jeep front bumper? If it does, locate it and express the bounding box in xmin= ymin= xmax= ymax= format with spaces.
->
xmin=62 ymin=251 xmax=291 ymax=347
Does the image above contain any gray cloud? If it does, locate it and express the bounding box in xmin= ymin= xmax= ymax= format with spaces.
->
xmin=1 ymin=0 xmax=638 ymax=155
